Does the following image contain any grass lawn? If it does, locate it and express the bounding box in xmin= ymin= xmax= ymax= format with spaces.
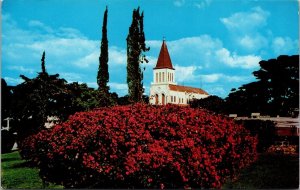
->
xmin=1 ymin=151 xmax=63 ymax=189
xmin=223 ymin=153 xmax=299 ymax=189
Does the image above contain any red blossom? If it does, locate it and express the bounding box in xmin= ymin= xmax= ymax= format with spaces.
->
xmin=20 ymin=103 xmax=257 ymax=189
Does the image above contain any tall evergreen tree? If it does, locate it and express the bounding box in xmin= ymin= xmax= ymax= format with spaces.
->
xmin=126 ymin=7 xmax=149 ymax=102
xmin=41 ymin=51 xmax=46 ymax=74
xmin=97 ymin=6 xmax=109 ymax=94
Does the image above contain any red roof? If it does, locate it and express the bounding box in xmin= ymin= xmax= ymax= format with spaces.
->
xmin=169 ymin=84 xmax=209 ymax=95
xmin=154 ymin=40 xmax=175 ymax=70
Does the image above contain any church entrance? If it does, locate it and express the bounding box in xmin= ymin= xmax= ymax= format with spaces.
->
xmin=155 ymin=94 xmax=158 ymax=105
xmin=162 ymin=94 xmax=165 ymax=105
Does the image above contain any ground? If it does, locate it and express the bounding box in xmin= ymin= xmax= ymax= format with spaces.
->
xmin=1 ymin=151 xmax=62 ymax=189
xmin=223 ymin=153 xmax=299 ymax=189
xmin=1 ymin=151 xmax=299 ymax=189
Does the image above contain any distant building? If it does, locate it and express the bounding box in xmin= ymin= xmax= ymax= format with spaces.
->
xmin=149 ymin=40 xmax=209 ymax=105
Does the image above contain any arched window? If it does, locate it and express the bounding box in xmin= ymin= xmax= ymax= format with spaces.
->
xmin=162 ymin=72 xmax=164 ymax=82
xmin=155 ymin=94 xmax=159 ymax=105
xmin=156 ymin=73 xmax=158 ymax=83
xmin=162 ymin=94 xmax=165 ymax=105
xmin=159 ymin=72 xmax=161 ymax=82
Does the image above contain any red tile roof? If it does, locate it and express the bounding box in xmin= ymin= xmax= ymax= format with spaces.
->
xmin=154 ymin=40 xmax=175 ymax=70
xmin=169 ymin=84 xmax=209 ymax=95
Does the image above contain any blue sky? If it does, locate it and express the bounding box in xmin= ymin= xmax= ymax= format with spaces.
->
xmin=2 ymin=0 xmax=299 ymax=98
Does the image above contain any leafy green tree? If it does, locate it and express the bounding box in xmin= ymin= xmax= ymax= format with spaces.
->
xmin=67 ymin=82 xmax=117 ymax=111
xmin=1 ymin=78 xmax=13 ymax=120
xmin=189 ymin=95 xmax=225 ymax=114
xmin=11 ymin=52 xmax=118 ymax=147
xmin=97 ymin=6 xmax=109 ymax=95
xmin=225 ymin=55 xmax=299 ymax=116
xmin=253 ymin=55 xmax=299 ymax=115
xmin=225 ymin=82 xmax=270 ymax=116
xmin=126 ymin=7 xmax=149 ymax=103
xmin=11 ymin=52 xmax=69 ymax=142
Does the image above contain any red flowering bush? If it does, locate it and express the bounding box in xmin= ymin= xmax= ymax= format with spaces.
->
xmin=21 ymin=104 xmax=257 ymax=188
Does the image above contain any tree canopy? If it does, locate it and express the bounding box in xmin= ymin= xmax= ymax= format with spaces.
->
xmin=225 ymin=55 xmax=299 ymax=116
xmin=10 ymin=52 xmax=116 ymax=143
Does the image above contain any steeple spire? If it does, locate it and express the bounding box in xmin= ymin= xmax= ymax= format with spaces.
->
xmin=154 ymin=40 xmax=174 ymax=70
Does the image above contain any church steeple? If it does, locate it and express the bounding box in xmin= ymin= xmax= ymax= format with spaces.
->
xmin=152 ymin=39 xmax=176 ymax=85
xmin=154 ymin=40 xmax=174 ymax=70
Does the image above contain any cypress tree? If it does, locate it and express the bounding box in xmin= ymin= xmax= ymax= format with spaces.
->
xmin=97 ymin=6 xmax=109 ymax=94
xmin=126 ymin=7 xmax=149 ymax=102
xmin=41 ymin=51 xmax=46 ymax=74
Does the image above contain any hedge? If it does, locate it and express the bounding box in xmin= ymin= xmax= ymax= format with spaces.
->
xmin=21 ymin=104 xmax=257 ymax=188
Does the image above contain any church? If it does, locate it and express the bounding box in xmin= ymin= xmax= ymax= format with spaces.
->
xmin=149 ymin=40 xmax=209 ymax=105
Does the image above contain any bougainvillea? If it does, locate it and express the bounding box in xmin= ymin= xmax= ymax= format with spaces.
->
xmin=21 ymin=104 xmax=257 ymax=188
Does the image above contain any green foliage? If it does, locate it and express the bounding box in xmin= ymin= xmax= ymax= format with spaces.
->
xmin=189 ymin=95 xmax=225 ymax=114
xmin=117 ymin=94 xmax=149 ymax=105
xmin=10 ymin=52 xmax=116 ymax=146
xmin=68 ymin=82 xmax=117 ymax=110
xmin=41 ymin=51 xmax=46 ymax=74
xmin=1 ymin=78 xmax=13 ymax=119
xmin=11 ymin=68 xmax=69 ymax=141
xmin=1 ymin=130 xmax=15 ymax=153
xmin=126 ymin=7 xmax=149 ymax=103
xmin=225 ymin=55 xmax=299 ymax=116
xmin=97 ymin=6 xmax=109 ymax=94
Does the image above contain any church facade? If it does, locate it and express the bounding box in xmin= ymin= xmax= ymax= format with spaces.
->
xmin=149 ymin=40 xmax=209 ymax=105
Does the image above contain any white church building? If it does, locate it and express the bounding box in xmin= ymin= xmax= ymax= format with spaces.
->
xmin=149 ymin=40 xmax=209 ymax=105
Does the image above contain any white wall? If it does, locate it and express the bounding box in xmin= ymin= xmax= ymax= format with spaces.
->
xmin=149 ymin=85 xmax=209 ymax=105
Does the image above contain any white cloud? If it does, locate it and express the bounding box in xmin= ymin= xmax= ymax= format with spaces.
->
xmin=146 ymin=40 xmax=162 ymax=49
xmin=73 ymin=51 xmax=98 ymax=68
xmin=194 ymin=0 xmax=212 ymax=9
xmin=8 ymin=66 xmax=35 ymax=74
xmin=216 ymin=48 xmax=261 ymax=69
xmin=3 ymin=77 xmax=23 ymax=85
xmin=200 ymin=73 xmax=251 ymax=83
xmin=168 ymin=35 xmax=223 ymax=53
xmin=108 ymin=82 xmax=128 ymax=95
xmin=86 ymin=82 xmax=97 ymax=88
xmin=201 ymin=74 xmax=221 ymax=83
xmin=272 ymin=37 xmax=298 ymax=55
xmin=174 ymin=0 xmax=185 ymax=7
xmin=238 ymin=34 xmax=268 ymax=51
xmin=174 ymin=65 xmax=198 ymax=82
xmin=109 ymin=47 xmax=127 ymax=65
xmin=220 ymin=7 xmax=272 ymax=53
xmin=173 ymin=0 xmax=211 ymax=9
xmin=28 ymin=20 xmax=54 ymax=33
xmin=151 ymin=36 xmax=261 ymax=70
xmin=220 ymin=7 xmax=270 ymax=33
xmin=59 ymin=72 xmax=83 ymax=82
xmin=207 ymin=86 xmax=226 ymax=96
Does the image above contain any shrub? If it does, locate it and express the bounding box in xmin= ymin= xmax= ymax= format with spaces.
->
xmin=21 ymin=104 xmax=257 ymax=188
